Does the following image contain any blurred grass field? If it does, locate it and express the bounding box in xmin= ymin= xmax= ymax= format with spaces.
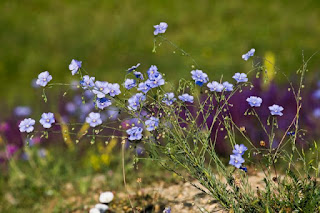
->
xmin=1 ymin=0 xmax=320 ymax=108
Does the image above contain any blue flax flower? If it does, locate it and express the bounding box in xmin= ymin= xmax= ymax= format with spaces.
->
xmin=147 ymin=65 xmax=160 ymax=80
xmin=162 ymin=93 xmax=176 ymax=106
xmin=232 ymin=73 xmax=248 ymax=83
xmin=108 ymin=83 xmax=121 ymax=97
xmin=69 ymin=59 xmax=82 ymax=75
xmin=242 ymin=48 xmax=255 ymax=61
xmin=127 ymin=63 xmax=140 ymax=72
xmin=36 ymin=71 xmax=52 ymax=87
xmin=229 ymin=154 xmax=245 ymax=169
xmin=232 ymin=144 xmax=248 ymax=155
xmin=313 ymin=108 xmax=320 ymax=118
xmin=80 ymin=75 xmax=95 ymax=89
xmin=246 ymin=96 xmax=263 ymax=107
xmin=96 ymin=98 xmax=112 ymax=110
xmin=222 ymin=81 xmax=234 ymax=92
xmin=124 ymin=79 xmax=136 ymax=90
xmin=127 ymin=126 xmax=143 ymax=141
xmin=133 ymin=71 xmax=144 ymax=80
xmin=191 ymin=70 xmax=209 ymax=86
xmin=93 ymin=81 xmax=110 ymax=98
xmin=86 ymin=112 xmax=102 ymax=127
xmin=128 ymin=93 xmax=146 ymax=111
xmin=146 ymin=74 xmax=165 ymax=88
xmin=19 ymin=118 xmax=36 ymax=133
xmin=207 ymin=81 xmax=224 ymax=92
xmin=145 ymin=116 xmax=159 ymax=131
xmin=138 ymin=82 xmax=151 ymax=93
xmin=154 ymin=22 xmax=168 ymax=35
xmin=178 ymin=94 xmax=194 ymax=103
xmin=269 ymin=104 xmax=284 ymax=116
xmin=39 ymin=112 xmax=55 ymax=128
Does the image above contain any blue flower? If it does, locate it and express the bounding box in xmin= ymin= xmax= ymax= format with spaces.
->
xmin=246 ymin=96 xmax=263 ymax=107
xmin=108 ymin=83 xmax=121 ymax=97
xmin=287 ymin=131 xmax=295 ymax=136
xmin=147 ymin=65 xmax=160 ymax=80
xmin=242 ymin=48 xmax=255 ymax=61
xmin=80 ymin=75 xmax=95 ymax=89
xmin=240 ymin=166 xmax=248 ymax=172
xmin=128 ymin=93 xmax=146 ymax=111
xmin=313 ymin=89 xmax=320 ymax=99
xmin=229 ymin=154 xmax=245 ymax=168
xmin=93 ymin=81 xmax=110 ymax=98
xmin=163 ymin=207 xmax=171 ymax=213
xmin=96 ymin=98 xmax=112 ymax=110
xmin=39 ymin=112 xmax=55 ymax=128
xmin=69 ymin=59 xmax=82 ymax=75
xmin=222 ymin=81 xmax=234 ymax=92
xmin=133 ymin=71 xmax=144 ymax=80
xmin=146 ymin=74 xmax=165 ymax=88
xmin=126 ymin=126 xmax=143 ymax=141
xmin=124 ymin=79 xmax=136 ymax=90
xmin=86 ymin=112 xmax=102 ymax=127
xmin=14 ymin=106 xmax=32 ymax=117
xmin=207 ymin=81 xmax=224 ymax=92
xmin=127 ymin=63 xmax=140 ymax=72
xmin=154 ymin=22 xmax=168 ymax=35
xmin=145 ymin=116 xmax=159 ymax=131
xmin=232 ymin=73 xmax=248 ymax=83
xmin=138 ymin=82 xmax=151 ymax=93
xmin=313 ymin=108 xmax=320 ymax=118
xmin=162 ymin=93 xmax=176 ymax=106
xmin=19 ymin=118 xmax=35 ymax=133
xmin=269 ymin=104 xmax=284 ymax=116
xmin=191 ymin=70 xmax=209 ymax=86
xmin=232 ymin=144 xmax=248 ymax=155
xmin=36 ymin=71 xmax=52 ymax=87
xmin=178 ymin=94 xmax=194 ymax=103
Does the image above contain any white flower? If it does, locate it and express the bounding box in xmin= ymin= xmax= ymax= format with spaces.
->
xmin=99 ymin=191 xmax=114 ymax=203
xmin=89 ymin=208 xmax=100 ymax=213
xmin=95 ymin=203 xmax=109 ymax=212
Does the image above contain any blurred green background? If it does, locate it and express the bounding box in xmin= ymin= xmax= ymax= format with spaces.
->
xmin=1 ymin=0 xmax=320 ymax=107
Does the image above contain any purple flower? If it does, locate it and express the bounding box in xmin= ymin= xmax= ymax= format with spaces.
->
xmin=124 ymin=79 xmax=136 ymax=90
xmin=269 ymin=104 xmax=284 ymax=116
xmin=126 ymin=126 xmax=143 ymax=141
xmin=127 ymin=63 xmax=140 ymax=72
xmin=69 ymin=59 xmax=82 ymax=75
xmin=232 ymin=144 xmax=248 ymax=155
xmin=96 ymin=98 xmax=112 ymax=110
xmin=162 ymin=93 xmax=176 ymax=106
xmin=191 ymin=70 xmax=209 ymax=86
xmin=108 ymin=83 xmax=121 ymax=97
xmin=86 ymin=112 xmax=102 ymax=127
xmin=229 ymin=154 xmax=245 ymax=168
xmin=313 ymin=89 xmax=320 ymax=99
xmin=154 ymin=22 xmax=168 ymax=35
xmin=146 ymin=74 xmax=165 ymax=88
xmin=222 ymin=81 xmax=234 ymax=92
xmin=133 ymin=71 xmax=144 ymax=80
xmin=145 ymin=116 xmax=159 ymax=131
xmin=138 ymin=82 xmax=151 ymax=93
xmin=128 ymin=93 xmax=146 ymax=111
xmin=14 ymin=106 xmax=32 ymax=117
xmin=36 ymin=71 xmax=52 ymax=87
xmin=39 ymin=112 xmax=55 ymax=128
xmin=242 ymin=48 xmax=255 ymax=61
xmin=147 ymin=65 xmax=160 ymax=80
xmin=207 ymin=81 xmax=224 ymax=92
xmin=232 ymin=73 xmax=248 ymax=83
xmin=80 ymin=75 xmax=95 ymax=89
xmin=93 ymin=81 xmax=110 ymax=98
xmin=178 ymin=94 xmax=194 ymax=103
xmin=246 ymin=96 xmax=263 ymax=107
xmin=19 ymin=118 xmax=35 ymax=133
